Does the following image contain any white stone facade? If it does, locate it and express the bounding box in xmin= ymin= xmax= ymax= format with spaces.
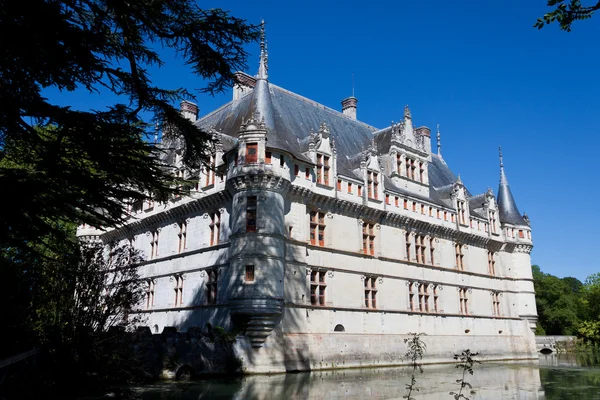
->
xmin=78 ymin=35 xmax=538 ymax=371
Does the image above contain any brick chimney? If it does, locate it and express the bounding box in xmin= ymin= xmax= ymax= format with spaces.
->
xmin=180 ymin=101 xmax=199 ymax=122
xmin=341 ymin=96 xmax=358 ymax=120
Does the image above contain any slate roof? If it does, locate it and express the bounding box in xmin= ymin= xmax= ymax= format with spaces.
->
xmin=194 ymin=71 xmax=523 ymax=220
xmin=498 ymin=165 xmax=527 ymax=226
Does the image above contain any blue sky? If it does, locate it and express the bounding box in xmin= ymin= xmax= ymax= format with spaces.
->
xmin=45 ymin=1 xmax=600 ymax=281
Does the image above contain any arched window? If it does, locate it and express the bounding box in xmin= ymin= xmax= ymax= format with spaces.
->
xmin=153 ymin=324 xmax=159 ymax=333
xmin=334 ymin=324 xmax=345 ymax=332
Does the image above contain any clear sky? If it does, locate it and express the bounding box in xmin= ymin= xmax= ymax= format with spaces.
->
xmin=45 ymin=1 xmax=600 ymax=281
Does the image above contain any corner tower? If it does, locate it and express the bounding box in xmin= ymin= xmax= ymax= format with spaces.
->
xmin=224 ymin=21 xmax=291 ymax=347
xmin=497 ymin=147 xmax=537 ymax=332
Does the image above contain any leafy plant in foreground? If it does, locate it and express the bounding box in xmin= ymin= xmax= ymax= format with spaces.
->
xmin=449 ymin=349 xmax=480 ymax=400
xmin=403 ymin=333 xmax=426 ymax=400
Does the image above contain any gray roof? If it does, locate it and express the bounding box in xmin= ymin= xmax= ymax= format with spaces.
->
xmin=497 ymin=164 xmax=526 ymax=225
xmin=196 ymin=73 xmax=378 ymax=173
xmin=194 ymin=73 xmax=495 ymax=214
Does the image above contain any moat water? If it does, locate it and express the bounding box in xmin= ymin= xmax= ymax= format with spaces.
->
xmin=132 ymin=353 xmax=600 ymax=400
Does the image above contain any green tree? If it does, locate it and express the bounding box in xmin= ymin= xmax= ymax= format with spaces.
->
xmin=535 ymin=0 xmax=600 ymax=31
xmin=0 ymin=0 xmax=259 ymax=253
xmin=533 ymin=265 xmax=586 ymax=335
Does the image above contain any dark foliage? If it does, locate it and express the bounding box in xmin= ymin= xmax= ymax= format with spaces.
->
xmin=0 ymin=0 xmax=259 ymax=252
xmin=535 ymin=0 xmax=600 ymax=31
xmin=1 ymin=240 xmax=147 ymax=399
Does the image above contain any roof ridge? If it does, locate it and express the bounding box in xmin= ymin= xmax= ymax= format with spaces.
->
xmin=269 ymin=83 xmax=379 ymax=131
xmin=232 ymin=71 xmax=379 ymax=132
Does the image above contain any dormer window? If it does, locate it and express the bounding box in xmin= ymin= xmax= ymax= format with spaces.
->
xmin=246 ymin=143 xmax=258 ymax=163
xmin=489 ymin=211 xmax=497 ymax=233
xmin=367 ymin=171 xmax=378 ymax=200
xmin=316 ymin=154 xmax=330 ymax=185
xmin=458 ymin=200 xmax=467 ymax=225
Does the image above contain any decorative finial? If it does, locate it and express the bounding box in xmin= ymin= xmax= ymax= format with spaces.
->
xmin=456 ymin=174 xmax=463 ymax=185
xmin=499 ymin=146 xmax=508 ymax=185
xmin=257 ymin=20 xmax=268 ymax=79
xmin=404 ymin=104 xmax=411 ymax=119
xmin=436 ymin=124 xmax=441 ymax=156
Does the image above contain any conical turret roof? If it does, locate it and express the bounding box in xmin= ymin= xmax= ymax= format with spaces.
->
xmin=497 ymin=147 xmax=526 ymax=226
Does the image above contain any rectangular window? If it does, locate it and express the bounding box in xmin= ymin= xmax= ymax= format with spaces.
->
xmin=310 ymin=211 xmax=326 ymax=247
xmin=451 ymin=214 xmax=455 ymax=223
xmin=489 ymin=211 xmax=497 ymax=233
xmin=174 ymin=275 xmax=184 ymax=306
xmin=406 ymin=158 xmax=412 ymax=180
xmin=367 ymin=172 xmax=378 ymax=200
xmin=245 ymin=265 xmax=255 ymax=282
xmin=420 ymin=204 xmax=425 ymax=215
xmin=405 ymin=232 xmax=411 ymax=261
xmin=265 ymin=151 xmax=272 ymax=164
xmin=429 ymin=237 xmax=435 ymax=265
xmin=397 ymin=154 xmax=402 ymax=176
xmin=145 ymin=279 xmax=155 ymax=310
xmin=419 ymin=283 xmax=429 ymax=312
xmin=429 ymin=206 xmax=433 ymax=217
xmin=206 ymin=269 xmax=218 ymax=305
xmin=488 ymin=251 xmax=496 ymax=276
xmin=178 ymin=221 xmax=187 ymax=253
xmin=412 ymin=201 xmax=417 ymax=212
xmin=305 ymin=166 xmax=310 ymax=180
xmin=310 ymin=270 xmax=327 ymax=306
xmin=444 ymin=211 xmax=448 ymax=221
xmin=408 ymin=282 xmax=415 ymax=311
xmin=459 ymin=288 xmax=469 ymax=315
xmin=415 ymin=234 xmax=426 ymax=264
xmin=279 ymin=155 xmax=285 ymax=167
xmin=492 ymin=292 xmax=501 ymax=317
xmin=395 ymin=197 xmax=399 ymax=207
xmin=210 ymin=211 xmax=221 ymax=245
xmin=455 ymin=243 xmax=465 ymax=270
xmin=362 ymin=222 xmax=376 ymax=256
xmin=323 ymin=156 xmax=330 ymax=186
xmin=246 ymin=196 xmax=257 ymax=232
xmin=348 ymin=182 xmax=353 ymax=194
xmin=385 ymin=194 xmax=390 ymax=205
xmin=294 ymin=164 xmax=299 ymax=176
xmin=437 ymin=209 xmax=441 ymax=219
xmin=404 ymin=199 xmax=408 ymax=210
xmin=358 ymin=185 xmax=363 ymax=196
xmin=150 ymin=230 xmax=159 ymax=259
xmin=204 ymin=155 xmax=216 ymax=187
xmin=337 ymin=179 xmax=342 ymax=191
xmin=519 ymin=230 xmax=524 ymax=238
xmin=364 ymin=277 xmax=377 ymax=309
xmin=419 ymin=162 xmax=424 ymax=183
xmin=458 ymin=200 xmax=467 ymax=225
xmin=246 ymin=143 xmax=258 ymax=163
xmin=433 ymin=285 xmax=439 ymax=313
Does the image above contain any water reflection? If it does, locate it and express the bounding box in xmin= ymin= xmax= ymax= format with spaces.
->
xmin=538 ymin=353 xmax=600 ymax=400
xmin=134 ymin=353 xmax=600 ymax=400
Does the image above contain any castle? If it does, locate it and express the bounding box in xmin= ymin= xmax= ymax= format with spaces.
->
xmin=78 ymin=24 xmax=538 ymax=372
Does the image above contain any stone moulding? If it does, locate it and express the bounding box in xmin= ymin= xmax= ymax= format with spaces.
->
xmin=229 ymin=298 xmax=283 ymax=348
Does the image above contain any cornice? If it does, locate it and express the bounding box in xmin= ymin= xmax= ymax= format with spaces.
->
xmin=102 ymin=191 xmax=231 ymax=242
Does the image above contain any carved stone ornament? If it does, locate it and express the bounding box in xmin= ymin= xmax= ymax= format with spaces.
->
xmin=327 ymin=270 xmax=335 ymax=278
xmin=306 ymin=267 xmax=312 ymax=276
xmin=378 ymin=277 xmax=384 ymax=284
